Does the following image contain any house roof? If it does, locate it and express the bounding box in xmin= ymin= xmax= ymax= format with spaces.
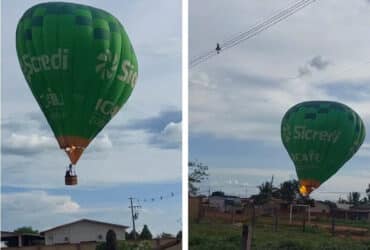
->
xmin=41 ymin=219 xmax=129 ymax=233
xmin=1 ymin=231 xmax=44 ymax=238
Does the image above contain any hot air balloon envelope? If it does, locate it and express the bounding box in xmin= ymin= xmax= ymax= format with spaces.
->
xmin=281 ymin=101 xmax=365 ymax=196
xmin=16 ymin=2 xmax=138 ymax=165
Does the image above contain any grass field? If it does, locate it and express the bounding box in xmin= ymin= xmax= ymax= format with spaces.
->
xmin=189 ymin=218 xmax=370 ymax=250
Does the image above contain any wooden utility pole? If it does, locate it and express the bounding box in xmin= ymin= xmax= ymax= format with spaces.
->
xmin=129 ymin=197 xmax=141 ymax=240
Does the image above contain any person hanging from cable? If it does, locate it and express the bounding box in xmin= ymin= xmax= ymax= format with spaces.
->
xmin=216 ymin=43 xmax=221 ymax=54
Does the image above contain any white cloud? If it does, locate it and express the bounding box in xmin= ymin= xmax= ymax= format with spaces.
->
xmin=357 ymin=143 xmax=370 ymax=157
xmin=2 ymin=191 xmax=80 ymax=215
xmin=87 ymin=134 xmax=113 ymax=152
xmin=150 ymin=122 xmax=182 ymax=149
xmin=2 ymin=133 xmax=57 ymax=155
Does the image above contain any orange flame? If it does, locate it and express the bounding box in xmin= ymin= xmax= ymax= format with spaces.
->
xmin=299 ymin=179 xmax=321 ymax=196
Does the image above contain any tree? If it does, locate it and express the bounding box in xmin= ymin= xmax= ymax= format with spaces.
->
xmin=338 ymin=197 xmax=347 ymax=204
xmin=366 ymin=184 xmax=370 ymax=201
xmin=14 ymin=226 xmax=38 ymax=234
xmin=348 ymin=192 xmax=361 ymax=206
xmin=161 ymin=232 xmax=174 ymax=238
xmin=139 ymin=225 xmax=152 ymax=240
xmin=279 ymin=180 xmax=299 ymax=202
xmin=211 ymin=191 xmax=224 ymax=197
xmin=176 ymin=231 xmax=182 ymax=242
xmin=106 ymin=230 xmax=118 ymax=250
xmin=126 ymin=230 xmax=139 ymax=240
xmin=189 ymin=161 xmax=208 ymax=195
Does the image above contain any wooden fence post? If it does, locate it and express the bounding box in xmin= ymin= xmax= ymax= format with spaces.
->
xmin=273 ymin=207 xmax=278 ymax=232
xmin=331 ymin=209 xmax=335 ymax=237
xmin=232 ymin=206 xmax=235 ymax=224
xmin=241 ymin=224 xmax=252 ymax=250
xmin=302 ymin=208 xmax=306 ymax=232
xmin=156 ymin=238 xmax=161 ymax=250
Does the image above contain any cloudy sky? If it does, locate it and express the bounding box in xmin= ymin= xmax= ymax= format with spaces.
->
xmin=189 ymin=0 xmax=370 ymax=200
xmin=1 ymin=0 xmax=181 ymax=235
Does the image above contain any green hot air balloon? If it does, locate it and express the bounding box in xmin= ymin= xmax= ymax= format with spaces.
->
xmin=281 ymin=101 xmax=365 ymax=196
xmin=16 ymin=2 xmax=138 ymax=185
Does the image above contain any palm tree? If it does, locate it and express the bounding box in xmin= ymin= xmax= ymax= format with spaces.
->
xmin=348 ymin=192 xmax=361 ymax=206
xmin=279 ymin=180 xmax=299 ymax=202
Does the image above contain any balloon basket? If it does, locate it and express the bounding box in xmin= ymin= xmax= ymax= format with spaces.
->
xmin=65 ymin=175 xmax=78 ymax=185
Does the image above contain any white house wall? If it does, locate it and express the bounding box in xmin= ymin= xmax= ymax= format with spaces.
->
xmin=44 ymin=221 xmax=126 ymax=245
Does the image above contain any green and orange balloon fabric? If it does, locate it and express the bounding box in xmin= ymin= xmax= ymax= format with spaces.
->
xmin=281 ymin=101 xmax=365 ymax=196
xmin=16 ymin=2 xmax=138 ymax=164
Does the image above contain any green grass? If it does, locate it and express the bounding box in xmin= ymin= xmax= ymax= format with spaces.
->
xmin=189 ymin=219 xmax=370 ymax=250
xmin=314 ymin=217 xmax=370 ymax=230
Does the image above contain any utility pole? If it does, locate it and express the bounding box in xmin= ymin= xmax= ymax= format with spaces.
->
xmin=129 ymin=197 xmax=141 ymax=240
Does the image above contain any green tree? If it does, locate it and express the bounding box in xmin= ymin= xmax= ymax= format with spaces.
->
xmin=106 ymin=230 xmax=118 ymax=250
xmin=189 ymin=161 xmax=208 ymax=195
xmin=139 ymin=225 xmax=152 ymax=240
xmin=279 ymin=180 xmax=299 ymax=202
xmin=176 ymin=231 xmax=182 ymax=242
xmin=126 ymin=230 xmax=139 ymax=240
xmin=161 ymin=232 xmax=174 ymax=238
xmin=348 ymin=192 xmax=361 ymax=206
xmin=14 ymin=226 xmax=38 ymax=234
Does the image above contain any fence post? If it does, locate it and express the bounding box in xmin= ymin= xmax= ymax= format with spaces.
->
xmin=252 ymin=204 xmax=256 ymax=228
xmin=156 ymin=238 xmax=161 ymax=250
xmin=232 ymin=206 xmax=235 ymax=224
xmin=302 ymin=209 xmax=306 ymax=232
xmin=241 ymin=224 xmax=252 ymax=250
xmin=196 ymin=197 xmax=202 ymax=223
xmin=273 ymin=207 xmax=278 ymax=232
xmin=331 ymin=209 xmax=335 ymax=237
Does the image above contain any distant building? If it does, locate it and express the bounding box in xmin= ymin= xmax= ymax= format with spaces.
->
xmin=334 ymin=204 xmax=370 ymax=221
xmin=41 ymin=219 xmax=128 ymax=245
xmin=311 ymin=201 xmax=330 ymax=214
xmin=208 ymin=193 xmax=241 ymax=212
xmin=1 ymin=231 xmax=44 ymax=247
xmin=336 ymin=203 xmax=351 ymax=210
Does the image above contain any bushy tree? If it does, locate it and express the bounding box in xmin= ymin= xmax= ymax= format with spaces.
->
xmin=125 ymin=230 xmax=139 ymax=240
xmin=139 ymin=225 xmax=152 ymax=240
xmin=279 ymin=180 xmax=299 ymax=202
xmin=106 ymin=229 xmax=118 ymax=250
xmin=161 ymin=232 xmax=174 ymax=238
xmin=14 ymin=226 xmax=38 ymax=234
xmin=189 ymin=161 xmax=208 ymax=195
xmin=176 ymin=231 xmax=182 ymax=242
xmin=348 ymin=192 xmax=361 ymax=206
xmin=253 ymin=179 xmax=280 ymax=204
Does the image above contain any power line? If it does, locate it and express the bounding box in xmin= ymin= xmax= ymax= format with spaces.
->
xmin=190 ymin=0 xmax=316 ymax=68
xmin=190 ymin=0 xmax=317 ymax=69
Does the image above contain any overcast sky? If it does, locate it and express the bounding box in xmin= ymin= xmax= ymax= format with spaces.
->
xmin=1 ymin=0 xmax=181 ymax=235
xmin=189 ymin=0 xmax=370 ymax=200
